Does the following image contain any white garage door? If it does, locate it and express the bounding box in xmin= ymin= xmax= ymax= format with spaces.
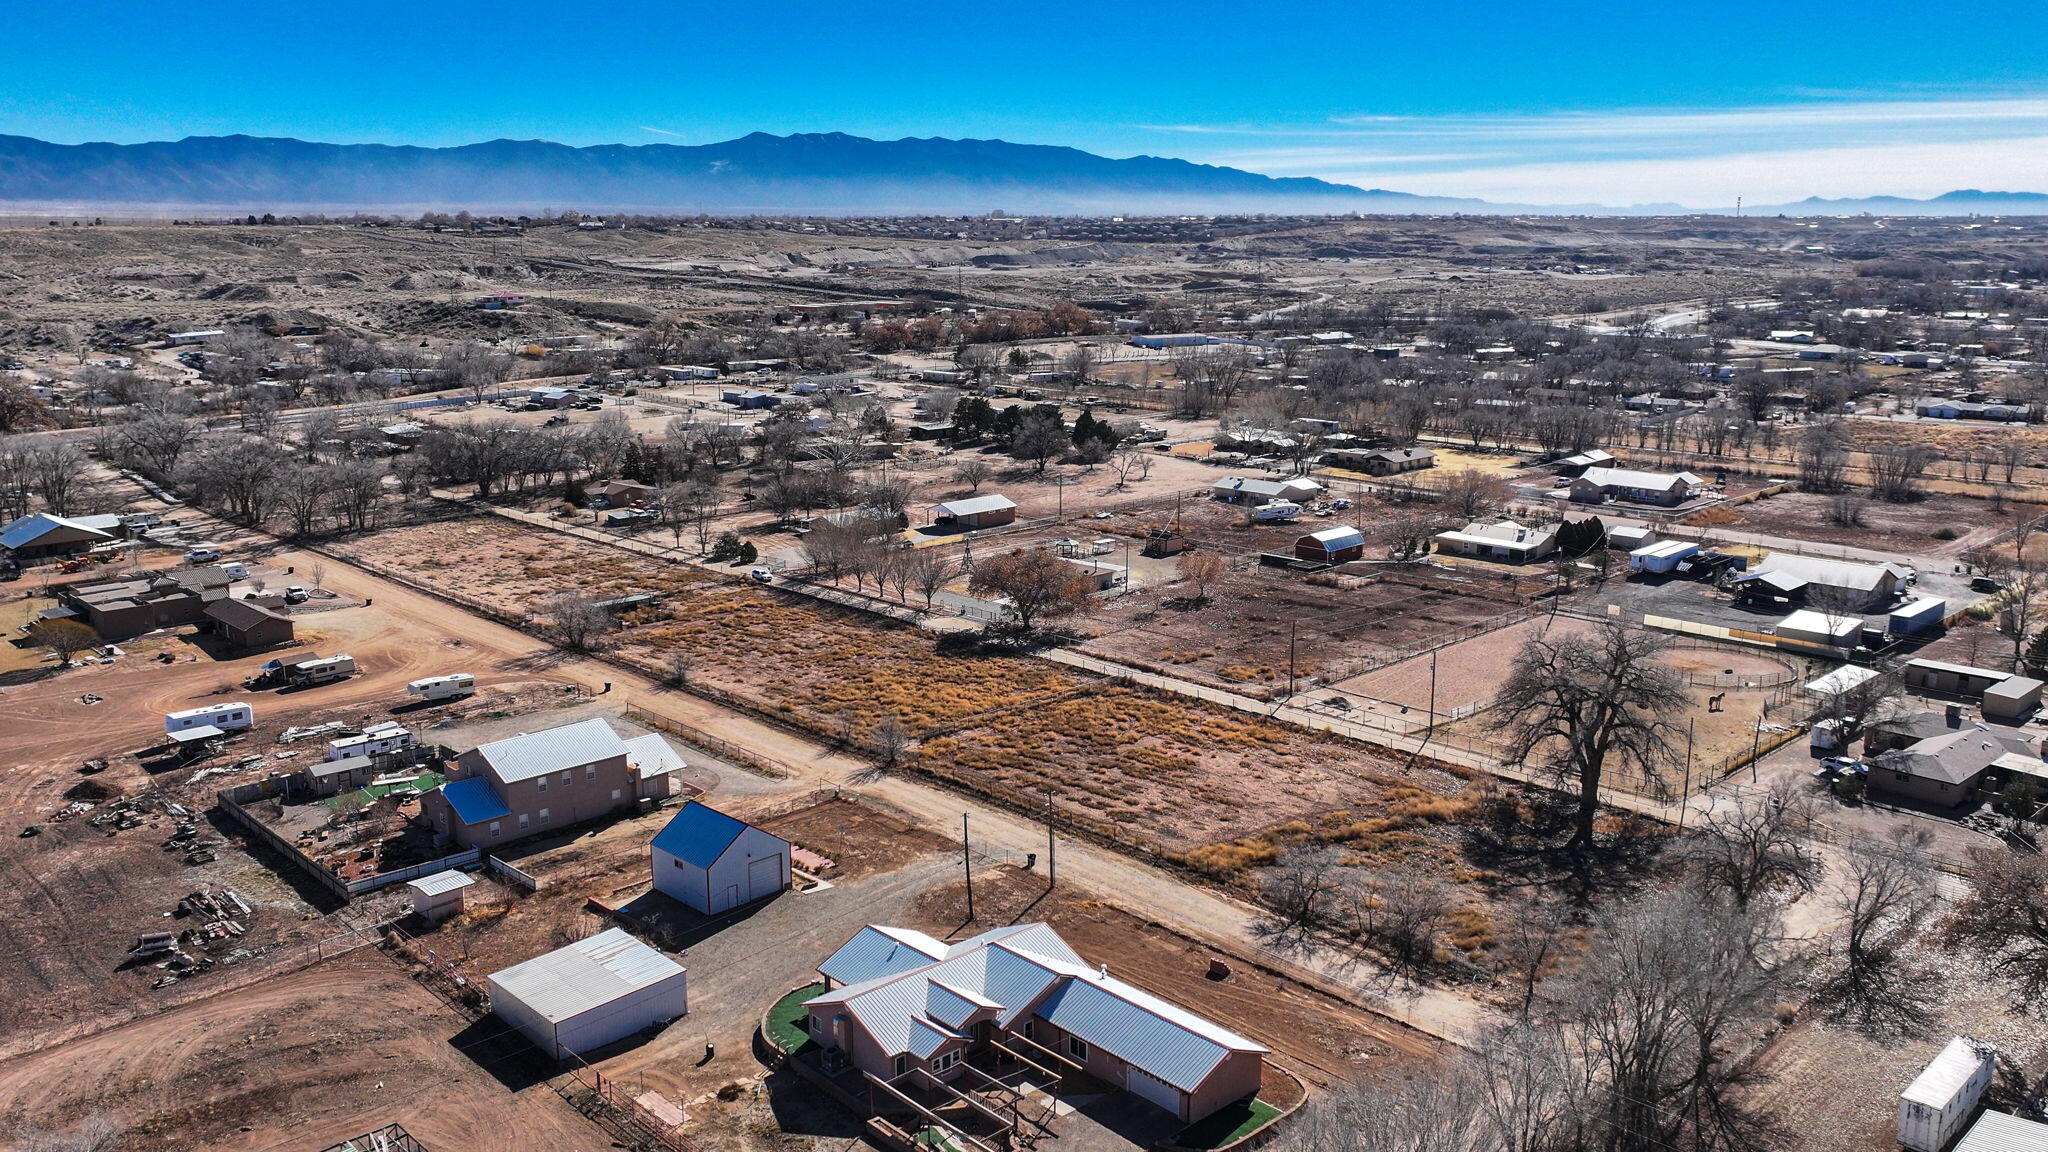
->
xmin=1124 ymin=1065 xmax=1182 ymax=1116
xmin=747 ymin=853 xmax=785 ymax=901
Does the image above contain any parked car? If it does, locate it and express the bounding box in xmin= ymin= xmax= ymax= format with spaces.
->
xmin=1971 ymin=575 xmax=2007 ymax=593
xmin=184 ymin=547 xmax=223 ymax=563
xmin=749 ymin=567 xmax=774 ymax=584
xmin=283 ymin=585 xmax=310 ymax=604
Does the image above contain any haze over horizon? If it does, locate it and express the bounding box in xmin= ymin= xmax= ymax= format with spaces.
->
xmin=6 ymin=0 xmax=2048 ymax=207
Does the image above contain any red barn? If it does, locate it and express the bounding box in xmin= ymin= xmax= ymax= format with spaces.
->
xmin=1295 ymin=525 xmax=1365 ymax=564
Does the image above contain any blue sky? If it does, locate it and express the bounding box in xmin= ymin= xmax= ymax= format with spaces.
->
xmin=8 ymin=0 xmax=2048 ymax=205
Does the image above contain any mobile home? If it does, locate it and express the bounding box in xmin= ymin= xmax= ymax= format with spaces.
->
xmin=166 ymin=702 xmax=254 ymax=735
xmin=408 ymin=673 xmax=477 ymax=702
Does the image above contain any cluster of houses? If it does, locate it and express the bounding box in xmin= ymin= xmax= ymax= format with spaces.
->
xmin=420 ymin=715 xmax=1270 ymax=1130
xmin=41 ymin=564 xmax=295 ymax=649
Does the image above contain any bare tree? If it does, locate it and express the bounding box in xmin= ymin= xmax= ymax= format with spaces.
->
xmin=1174 ymin=550 xmax=1226 ymax=602
xmin=966 ymin=546 xmax=1097 ymax=633
xmin=1822 ymin=827 xmax=1938 ymax=1036
xmin=1687 ymin=778 xmax=1823 ymax=908
xmin=1493 ymin=891 xmax=1577 ymax=1018
xmin=1257 ymin=845 xmax=1347 ymax=939
xmin=29 ymin=619 xmax=97 ymax=665
xmin=1491 ymin=623 xmax=1688 ymax=852
xmin=1436 ymin=469 xmax=1512 ymax=521
xmin=545 ymin=593 xmax=613 ymax=651
xmin=1009 ymin=409 xmax=1070 ymax=473
xmin=902 ymin=548 xmax=955 ymax=612
xmin=870 ymin=715 xmax=911 ymax=765
xmin=1551 ymin=891 xmax=1787 ymax=1152
xmin=1946 ymin=848 xmax=2048 ymax=1010
xmin=952 ymin=458 xmax=994 ymax=492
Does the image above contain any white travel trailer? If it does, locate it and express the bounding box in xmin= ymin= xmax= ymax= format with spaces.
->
xmin=407 ymin=673 xmax=476 ymax=702
xmin=166 ymin=702 xmax=255 ymax=735
xmin=326 ymin=721 xmax=417 ymax=762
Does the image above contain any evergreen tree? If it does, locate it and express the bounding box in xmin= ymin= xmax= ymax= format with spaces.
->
xmin=2027 ymin=626 xmax=2048 ymax=673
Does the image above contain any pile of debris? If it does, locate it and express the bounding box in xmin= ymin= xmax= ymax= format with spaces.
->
xmin=162 ymin=807 xmax=223 ymax=865
xmin=131 ymin=886 xmax=254 ymax=989
xmin=87 ymin=797 xmax=149 ymax=832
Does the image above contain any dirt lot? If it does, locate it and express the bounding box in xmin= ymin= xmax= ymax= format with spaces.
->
xmin=916 ymin=680 xmax=1469 ymax=855
xmin=1079 ymin=534 xmax=1529 ymax=698
xmin=1745 ymin=934 xmax=2048 ymax=1152
xmin=0 ymin=950 xmax=610 ymax=1152
xmin=1688 ymin=488 xmax=2019 ymax=556
xmin=1330 ymin=610 xmax=1593 ymax=719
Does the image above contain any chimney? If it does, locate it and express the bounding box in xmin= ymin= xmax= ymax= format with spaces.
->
xmin=1946 ymin=704 xmax=1962 ymax=728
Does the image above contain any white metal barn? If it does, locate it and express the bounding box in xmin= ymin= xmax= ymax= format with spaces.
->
xmin=406 ymin=869 xmax=474 ymax=923
xmin=486 ymin=928 xmax=688 ymax=1060
xmin=1897 ymin=1036 xmax=1996 ymax=1152
xmin=650 ymin=801 xmax=792 ymax=915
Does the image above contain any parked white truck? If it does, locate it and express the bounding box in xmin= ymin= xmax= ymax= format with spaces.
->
xmin=407 ymin=673 xmax=476 ymax=702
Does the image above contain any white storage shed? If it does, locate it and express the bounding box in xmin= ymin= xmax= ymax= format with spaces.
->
xmin=487 ymin=928 xmax=689 ymax=1060
xmin=1897 ymin=1036 xmax=1996 ymax=1152
xmin=1628 ymin=540 xmax=1699 ymax=574
xmin=1775 ymin=609 xmax=1863 ymax=648
xmin=651 ymin=801 xmax=792 ymax=915
xmin=407 ymin=869 xmax=475 ymax=923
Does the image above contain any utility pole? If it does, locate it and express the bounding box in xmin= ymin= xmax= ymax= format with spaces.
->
xmin=1287 ymin=620 xmax=1298 ymax=700
xmin=1045 ymin=796 xmax=1056 ymax=891
xmin=1681 ymin=718 xmax=1696 ymax=828
xmin=1427 ymin=649 xmax=1439 ymax=726
xmin=1749 ymin=709 xmax=1763 ymax=783
xmin=961 ymin=813 xmax=975 ymax=922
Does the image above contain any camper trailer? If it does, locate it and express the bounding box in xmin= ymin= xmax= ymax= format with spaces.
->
xmin=407 ymin=673 xmax=476 ymax=702
xmin=326 ymin=721 xmax=417 ymax=762
xmin=165 ymin=702 xmax=254 ymax=735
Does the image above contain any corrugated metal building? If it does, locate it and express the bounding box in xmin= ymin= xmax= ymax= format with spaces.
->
xmin=487 ymin=928 xmax=688 ymax=1060
xmin=803 ymin=923 xmax=1266 ymax=1122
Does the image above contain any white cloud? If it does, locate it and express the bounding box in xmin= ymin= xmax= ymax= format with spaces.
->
xmin=1314 ymin=135 xmax=2048 ymax=206
xmin=1150 ymin=94 xmax=2048 ymax=205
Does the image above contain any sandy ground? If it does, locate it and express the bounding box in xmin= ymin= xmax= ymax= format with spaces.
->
xmin=0 ymin=950 xmax=613 ymax=1152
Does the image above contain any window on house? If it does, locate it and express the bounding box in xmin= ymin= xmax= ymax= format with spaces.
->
xmin=538 ymin=807 xmax=551 ymax=825
xmin=893 ymin=1054 xmax=908 ymax=1077
xmin=488 ymin=821 xmax=501 ymax=839
xmin=537 ymin=777 xmax=547 ymax=793
xmin=517 ymin=813 xmax=530 ymax=829
xmin=611 ymin=788 xmax=622 ymax=802
xmin=561 ymin=771 xmax=572 ymax=787
xmin=586 ymin=765 xmax=597 ymax=780
xmin=1021 ymin=1021 xmax=1034 ymax=1040
xmin=933 ymin=1050 xmax=960 ymax=1072
xmin=1068 ymin=1037 xmax=1089 ymax=1061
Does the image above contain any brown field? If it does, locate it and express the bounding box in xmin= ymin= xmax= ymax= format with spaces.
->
xmin=0 ymin=950 xmax=609 ymax=1152
xmin=1331 ymin=611 xmax=1594 ymax=718
xmin=1081 ymin=561 xmax=1525 ymax=698
xmin=1690 ymin=488 xmax=2017 ymax=554
xmin=916 ymin=681 xmax=1472 ymax=856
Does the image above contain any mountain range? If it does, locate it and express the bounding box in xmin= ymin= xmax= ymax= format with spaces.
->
xmin=0 ymin=131 xmax=2044 ymax=217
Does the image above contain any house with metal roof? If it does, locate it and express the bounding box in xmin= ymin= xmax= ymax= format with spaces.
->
xmin=487 ymin=928 xmax=688 ymax=1060
xmin=1433 ymin=519 xmax=1560 ymax=564
xmin=0 ymin=512 xmax=120 ymax=559
xmin=421 ymin=718 xmax=683 ymax=849
xmin=928 ymin=493 xmax=1018 ymax=530
xmin=802 ymin=923 xmax=1267 ymax=1123
xmin=1733 ymin=553 xmax=1904 ymax=610
xmin=1209 ymin=476 xmax=1324 ymax=506
xmin=650 ymin=801 xmax=791 ymax=914
xmin=1568 ymin=466 xmax=1704 ymax=508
